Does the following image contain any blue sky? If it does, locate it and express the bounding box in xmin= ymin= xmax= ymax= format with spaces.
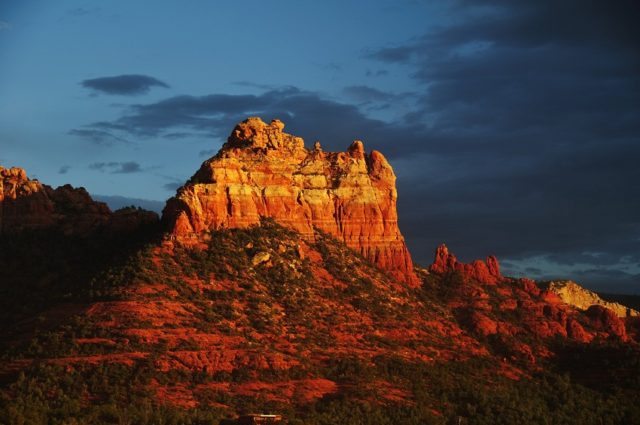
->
xmin=1 ymin=1 xmax=639 ymax=292
xmin=0 ymin=1 xmax=433 ymax=197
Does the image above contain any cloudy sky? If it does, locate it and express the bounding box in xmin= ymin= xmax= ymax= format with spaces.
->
xmin=1 ymin=1 xmax=638 ymax=292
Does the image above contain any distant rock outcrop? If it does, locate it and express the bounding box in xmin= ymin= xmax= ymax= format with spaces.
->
xmin=429 ymin=244 xmax=503 ymax=284
xmin=0 ymin=166 xmax=158 ymax=235
xmin=540 ymin=280 xmax=638 ymax=318
xmin=163 ymin=117 xmax=418 ymax=285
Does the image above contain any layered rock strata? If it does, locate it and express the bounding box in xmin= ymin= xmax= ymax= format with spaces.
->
xmin=163 ymin=117 xmax=418 ymax=285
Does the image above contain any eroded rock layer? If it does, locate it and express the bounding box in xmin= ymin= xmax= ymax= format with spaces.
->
xmin=163 ymin=117 xmax=418 ymax=285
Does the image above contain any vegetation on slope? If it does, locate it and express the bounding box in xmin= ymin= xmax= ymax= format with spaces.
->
xmin=1 ymin=219 xmax=639 ymax=424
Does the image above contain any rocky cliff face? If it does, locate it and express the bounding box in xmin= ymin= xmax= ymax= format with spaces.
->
xmin=163 ymin=117 xmax=417 ymax=285
xmin=541 ymin=280 xmax=638 ymax=318
xmin=0 ymin=166 xmax=158 ymax=235
xmin=429 ymin=244 xmax=502 ymax=284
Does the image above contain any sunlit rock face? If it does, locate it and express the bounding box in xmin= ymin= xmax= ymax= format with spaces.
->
xmin=163 ymin=117 xmax=418 ymax=286
xmin=541 ymin=280 xmax=639 ymax=318
xmin=0 ymin=166 xmax=158 ymax=235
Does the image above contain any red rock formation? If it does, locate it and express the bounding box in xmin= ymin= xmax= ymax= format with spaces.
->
xmin=0 ymin=165 xmax=157 ymax=235
xmin=540 ymin=290 xmax=563 ymax=304
xmin=519 ymin=278 xmax=541 ymax=296
xmin=585 ymin=305 xmax=627 ymax=341
xmin=429 ymin=244 xmax=503 ymax=284
xmin=567 ymin=319 xmax=593 ymax=343
xmin=468 ymin=311 xmax=498 ymax=336
xmin=163 ymin=117 xmax=418 ymax=285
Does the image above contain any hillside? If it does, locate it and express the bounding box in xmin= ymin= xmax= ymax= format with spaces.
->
xmin=2 ymin=219 xmax=639 ymax=424
xmin=1 ymin=119 xmax=639 ymax=424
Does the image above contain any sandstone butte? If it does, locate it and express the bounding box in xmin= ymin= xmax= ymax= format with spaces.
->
xmin=0 ymin=165 xmax=158 ymax=235
xmin=163 ymin=117 xmax=419 ymax=286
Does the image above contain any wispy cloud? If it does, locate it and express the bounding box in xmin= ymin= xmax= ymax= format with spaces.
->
xmin=162 ymin=132 xmax=205 ymax=140
xmin=365 ymin=69 xmax=389 ymax=77
xmin=58 ymin=165 xmax=71 ymax=174
xmin=68 ymin=8 xmax=92 ymax=17
xmin=81 ymin=74 xmax=169 ymax=96
xmin=343 ymin=85 xmax=397 ymax=103
xmin=0 ymin=21 xmax=12 ymax=31
xmin=89 ymin=161 xmax=142 ymax=174
xmin=68 ymin=128 xmax=130 ymax=145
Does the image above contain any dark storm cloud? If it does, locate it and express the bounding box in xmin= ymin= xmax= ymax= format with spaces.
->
xmin=89 ymin=161 xmax=142 ymax=174
xmin=77 ymin=86 xmax=422 ymax=156
xmin=81 ymin=74 xmax=169 ymax=96
xmin=548 ymin=268 xmax=640 ymax=295
xmin=524 ymin=267 xmax=543 ymax=275
xmin=377 ymin=0 xmax=640 ymax=291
